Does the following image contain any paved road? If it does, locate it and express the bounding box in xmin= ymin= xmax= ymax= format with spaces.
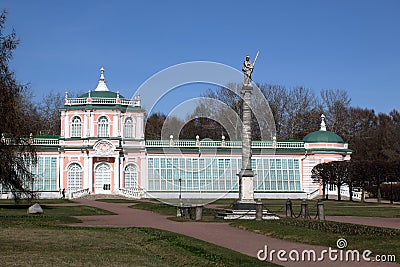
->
xmin=63 ymin=199 xmax=398 ymax=267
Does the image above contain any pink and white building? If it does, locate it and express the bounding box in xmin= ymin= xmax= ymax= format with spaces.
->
xmin=1 ymin=69 xmax=352 ymax=199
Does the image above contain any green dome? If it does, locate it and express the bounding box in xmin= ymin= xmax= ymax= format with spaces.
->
xmin=303 ymin=130 xmax=344 ymax=143
xmin=78 ymin=91 xmax=125 ymax=99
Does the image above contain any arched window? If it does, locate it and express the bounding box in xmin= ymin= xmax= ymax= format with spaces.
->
xmin=124 ymin=117 xmax=134 ymax=138
xmin=70 ymin=116 xmax=82 ymax=137
xmin=67 ymin=163 xmax=82 ymax=190
xmin=98 ymin=116 xmax=109 ymax=137
xmin=124 ymin=164 xmax=138 ymax=189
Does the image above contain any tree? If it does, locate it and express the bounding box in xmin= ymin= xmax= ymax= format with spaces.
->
xmin=348 ymin=161 xmax=371 ymax=202
xmin=330 ymin=161 xmax=349 ymax=201
xmin=284 ymin=86 xmax=321 ymax=139
xmin=145 ymin=112 xmax=167 ymax=139
xmin=258 ymin=84 xmax=288 ymax=139
xmin=311 ymin=162 xmax=329 ymax=199
xmin=320 ymin=89 xmax=351 ymax=137
xmin=36 ymin=91 xmax=64 ymax=135
xmin=0 ymin=10 xmax=36 ymax=201
xmin=312 ymin=161 xmax=349 ymax=201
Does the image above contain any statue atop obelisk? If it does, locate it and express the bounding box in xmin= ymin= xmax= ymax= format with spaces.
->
xmin=235 ymin=53 xmax=259 ymax=209
xmin=242 ymin=54 xmax=254 ymax=86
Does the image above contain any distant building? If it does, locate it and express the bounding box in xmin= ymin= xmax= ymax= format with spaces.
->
xmin=0 ymin=69 xmax=352 ymax=199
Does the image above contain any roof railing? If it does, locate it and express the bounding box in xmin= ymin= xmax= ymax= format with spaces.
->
xmin=64 ymin=97 xmax=140 ymax=107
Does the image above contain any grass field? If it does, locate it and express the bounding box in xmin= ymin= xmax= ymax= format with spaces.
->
xmin=230 ymin=219 xmax=399 ymax=261
xmin=211 ymin=198 xmax=400 ymax=218
xmin=0 ymin=198 xmax=74 ymax=204
xmin=131 ymin=199 xmax=399 ymax=262
xmin=265 ymin=199 xmax=400 ymax=218
xmin=0 ymin=201 xmax=278 ymax=267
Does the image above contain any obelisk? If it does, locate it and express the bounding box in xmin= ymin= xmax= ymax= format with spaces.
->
xmin=234 ymin=54 xmax=257 ymax=210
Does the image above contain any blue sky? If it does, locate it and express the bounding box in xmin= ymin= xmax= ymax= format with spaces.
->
xmin=2 ymin=0 xmax=400 ymax=115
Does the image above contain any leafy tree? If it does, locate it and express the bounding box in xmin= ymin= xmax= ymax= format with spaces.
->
xmin=330 ymin=161 xmax=350 ymax=201
xmin=0 ymin=10 xmax=36 ymax=201
xmin=348 ymin=160 xmax=371 ymax=202
xmin=312 ymin=161 xmax=349 ymax=201
xmin=311 ymin=162 xmax=328 ymax=199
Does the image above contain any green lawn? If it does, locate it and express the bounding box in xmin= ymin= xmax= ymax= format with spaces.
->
xmin=211 ymin=198 xmax=400 ymax=218
xmin=261 ymin=199 xmax=400 ymax=218
xmin=0 ymin=204 xmax=115 ymax=225
xmin=0 ymin=203 xmax=278 ymax=267
xmin=231 ymin=219 xmax=399 ymax=262
xmin=131 ymin=199 xmax=400 ymax=262
xmin=0 ymin=198 xmax=74 ymax=204
xmin=132 ymin=198 xmax=400 ymax=219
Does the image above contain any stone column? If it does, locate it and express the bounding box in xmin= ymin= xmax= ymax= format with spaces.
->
xmin=235 ymin=84 xmax=256 ymax=209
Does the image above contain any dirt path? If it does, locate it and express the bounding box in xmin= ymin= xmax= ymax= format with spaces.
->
xmin=62 ymin=199 xmax=398 ymax=267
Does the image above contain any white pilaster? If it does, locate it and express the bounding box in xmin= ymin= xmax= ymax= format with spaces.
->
xmin=83 ymin=112 xmax=88 ymax=137
xmin=58 ymin=155 xmax=64 ymax=190
xmin=83 ymin=155 xmax=89 ymax=189
xmin=88 ymin=157 xmax=93 ymax=192
xmin=113 ymin=114 xmax=118 ymax=137
xmin=65 ymin=114 xmax=69 ymax=138
xmin=60 ymin=113 xmax=65 ymax=137
xmin=138 ymin=114 xmax=144 ymax=139
xmin=120 ymin=115 xmax=123 ymax=138
xmin=114 ymin=156 xmax=120 ymax=192
xmin=140 ymin=156 xmax=147 ymax=189
xmin=119 ymin=156 xmax=124 ymax=188
xmin=90 ymin=113 xmax=94 ymax=137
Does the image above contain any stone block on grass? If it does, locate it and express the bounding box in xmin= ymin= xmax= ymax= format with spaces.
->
xmin=27 ymin=203 xmax=44 ymax=214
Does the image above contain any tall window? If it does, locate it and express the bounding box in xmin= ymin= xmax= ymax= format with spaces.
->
xmin=98 ymin=116 xmax=109 ymax=137
xmin=29 ymin=156 xmax=57 ymax=191
xmin=67 ymin=163 xmax=82 ymax=190
xmin=124 ymin=164 xmax=138 ymax=189
xmin=71 ymin=116 xmax=82 ymax=137
xmin=124 ymin=117 xmax=134 ymax=138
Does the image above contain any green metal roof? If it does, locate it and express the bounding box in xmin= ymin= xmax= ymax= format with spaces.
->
xmin=303 ymin=130 xmax=344 ymax=143
xmin=78 ymin=91 xmax=124 ymax=99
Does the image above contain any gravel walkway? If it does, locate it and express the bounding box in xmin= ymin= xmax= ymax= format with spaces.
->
xmin=63 ymin=199 xmax=398 ymax=267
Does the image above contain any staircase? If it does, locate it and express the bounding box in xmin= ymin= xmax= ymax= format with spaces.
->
xmin=216 ymin=209 xmax=280 ymax=220
xmin=75 ymin=194 xmax=132 ymax=200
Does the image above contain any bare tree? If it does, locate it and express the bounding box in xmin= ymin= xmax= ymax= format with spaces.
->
xmin=0 ymin=10 xmax=37 ymax=201
xmin=320 ymin=89 xmax=351 ymax=136
xmin=37 ymin=91 xmax=64 ymax=135
xmin=284 ymin=86 xmax=320 ymax=139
